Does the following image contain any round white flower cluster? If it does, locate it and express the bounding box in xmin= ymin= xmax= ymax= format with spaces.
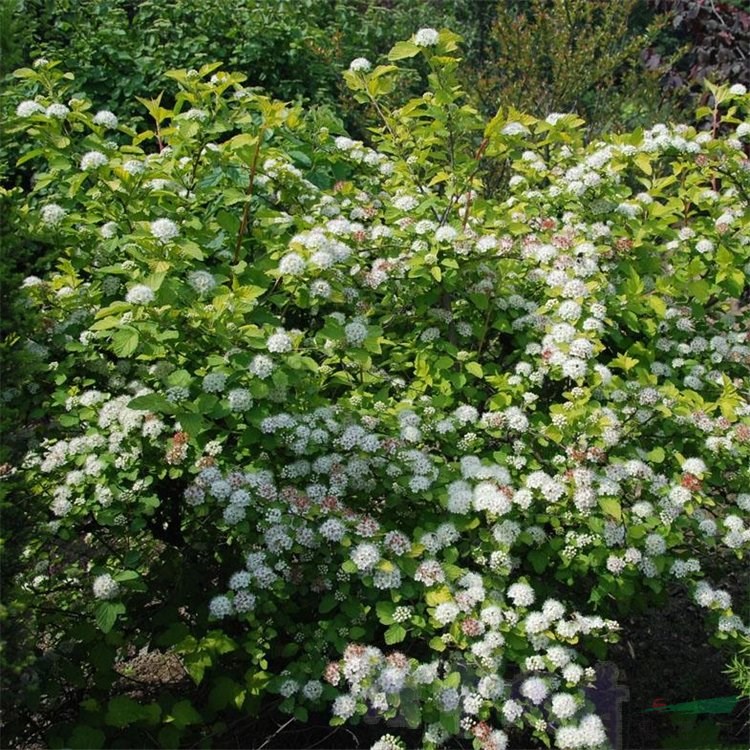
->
xmin=45 ymin=103 xmax=70 ymax=118
xmin=41 ymin=203 xmax=66 ymax=226
xmin=267 ymin=329 xmax=292 ymax=353
xmin=150 ymin=218 xmax=179 ymax=243
xmin=188 ymin=270 xmax=216 ymax=294
xmin=227 ymin=388 xmax=253 ymax=411
xmin=414 ymin=28 xmax=439 ymax=47
xmin=93 ymin=110 xmax=119 ymax=129
xmin=349 ymin=58 xmax=372 ymax=73
xmin=92 ymin=573 xmax=120 ymax=600
xmin=81 ymin=150 xmax=108 ymax=170
xmin=16 ymin=100 xmax=44 ymax=117
xmin=125 ymin=284 xmax=155 ymax=305
xmin=209 ymin=595 xmax=233 ymax=618
xmin=202 ymin=373 xmax=227 ymax=393
xmin=249 ymin=354 xmax=274 ymax=379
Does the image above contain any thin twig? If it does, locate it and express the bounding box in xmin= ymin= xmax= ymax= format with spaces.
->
xmin=256 ymin=716 xmax=295 ymax=750
xmin=234 ymin=127 xmax=266 ymax=265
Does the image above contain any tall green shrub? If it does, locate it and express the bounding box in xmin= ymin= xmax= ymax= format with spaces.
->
xmin=3 ymin=29 xmax=749 ymax=750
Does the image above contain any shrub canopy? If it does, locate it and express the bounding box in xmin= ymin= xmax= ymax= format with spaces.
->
xmin=2 ymin=29 xmax=749 ymax=750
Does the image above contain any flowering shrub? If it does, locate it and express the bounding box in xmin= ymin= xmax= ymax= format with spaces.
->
xmin=4 ymin=29 xmax=750 ymax=750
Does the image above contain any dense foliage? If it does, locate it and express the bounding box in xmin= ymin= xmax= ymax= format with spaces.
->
xmin=2 ymin=27 xmax=749 ymax=749
xmin=469 ymin=0 xmax=670 ymax=132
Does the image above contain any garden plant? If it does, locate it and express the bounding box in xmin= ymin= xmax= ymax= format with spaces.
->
xmin=1 ymin=25 xmax=749 ymax=750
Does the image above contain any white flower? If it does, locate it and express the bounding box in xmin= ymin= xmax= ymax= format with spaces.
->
xmin=125 ymin=284 xmax=155 ymax=305
xmin=681 ymin=457 xmax=707 ymax=476
xmin=233 ymin=590 xmax=256 ymax=612
xmin=350 ymin=542 xmax=380 ymax=571
xmin=332 ymin=694 xmax=357 ymax=719
xmin=81 ymin=150 xmax=108 ymax=170
xmin=280 ymin=679 xmax=298 ymax=697
xmin=729 ymin=83 xmax=747 ymax=96
xmin=150 ymin=218 xmax=179 ymax=243
xmin=302 ymin=680 xmax=323 ymax=700
xmin=434 ymin=601 xmax=460 ymax=625
xmin=345 ymin=321 xmax=368 ymax=346
xmin=16 ymin=100 xmax=44 ymax=117
xmin=335 ymin=136 xmax=355 ymax=151
xmin=267 ymin=329 xmax=292 ymax=353
xmin=183 ymin=108 xmax=208 ymax=121
xmin=227 ymin=388 xmax=252 ymax=411
xmin=45 ymin=103 xmax=70 ymax=119
xmin=249 ymin=354 xmax=274 ymax=378
xmin=310 ymin=279 xmax=331 ymax=298
xmin=435 ymin=225 xmax=458 ymax=243
xmin=209 ymin=595 xmax=233 ymax=618
xmin=202 ymin=373 xmax=227 ymax=393
xmin=507 ymin=582 xmax=535 ymax=606
xmin=93 ymin=110 xmax=118 ymax=129
xmin=414 ymin=28 xmax=439 ymax=47
xmin=501 ymin=122 xmax=530 ymax=136
xmin=349 ymin=57 xmax=372 ymax=73
xmin=123 ymin=160 xmax=145 ymax=175
xmin=279 ymin=252 xmax=306 ymax=275
xmin=41 ymin=203 xmax=66 ymax=226
xmin=393 ymin=195 xmax=419 ymax=211
xmin=520 ymin=676 xmax=549 ymax=704
xmin=93 ymin=573 xmax=120 ymax=600
xmin=188 ymin=270 xmax=216 ymax=294
xmin=101 ymin=221 xmax=118 ymax=238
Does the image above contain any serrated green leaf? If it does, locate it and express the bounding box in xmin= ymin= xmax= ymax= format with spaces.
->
xmin=111 ymin=327 xmax=139 ymax=357
xmin=384 ymin=624 xmax=407 ymax=645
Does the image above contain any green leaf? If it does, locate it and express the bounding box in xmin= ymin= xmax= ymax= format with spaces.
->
xmin=528 ymin=549 xmax=548 ymax=574
xmin=113 ymin=570 xmax=139 ymax=582
xmin=388 ymin=40 xmax=420 ymax=60
xmin=111 ymin=327 xmax=139 ymax=357
xmin=425 ymin=587 xmax=452 ymax=606
xmin=429 ymin=636 xmax=446 ymax=652
xmin=179 ymin=241 xmax=204 ymax=261
xmin=168 ymin=700 xmax=201 ymax=730
xmin=384 ymin=624 xmax=407 ymax=645
xmin=376 ymin=601 xmax=396 ymax=625
xmin=599 ymin=497 xmax=622 ymax=522
xmin=67 ymin=725 xmax=105 ymax=749
xmin=105 ymin=695 xmax=144 ymax=728
xmin=635 ymin=153 xmax=652 ymax=175
xmin=646 ymin=295 xmax=667 ymax=317
xmin=127 ymin=393 xmax=174 ymax=413
xmin=158 ymin=726 xmax=181 ymax=749
xmin=465 ymin=361 xmax=483 ymax=378
xmin=440 ymin=711 xmax=460 ymax=734
xmin=95 ymin=601 xmax=125 ymax=633
xmin=318 ymin=593 xmax=337 ymax=614
xmin=609 ymin=353 xmax=639 ymax=371
xmin=647 ymin=446 xmax=666 ymax=463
